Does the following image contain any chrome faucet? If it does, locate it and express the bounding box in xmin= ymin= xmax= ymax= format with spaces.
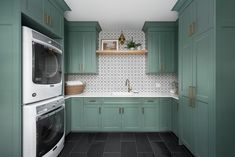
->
xmin=125 ymin=79 xmax=132 ymax=93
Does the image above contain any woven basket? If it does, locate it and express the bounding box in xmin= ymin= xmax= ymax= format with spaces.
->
xmin=65 ymin=84 xmax=85 ymax=95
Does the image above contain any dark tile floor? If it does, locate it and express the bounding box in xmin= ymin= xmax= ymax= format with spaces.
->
xmin=59 ymin=132 xmax=194 ymax=157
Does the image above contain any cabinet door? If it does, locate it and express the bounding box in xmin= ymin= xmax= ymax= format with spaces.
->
xmin=142 ymin=103 xmax=160 ymax=131
xmin=181 ymin=41 xmax=193 ymax=97
xmin=50 ymin=4 xmax=63 ymax=37
xmin=83 ymin=104 xmax=101 ymax=130
xmin=65 ymin=99 xmax=71 ymax=135
xmin=66 ymin=31 xmax=83 ymax=73
xmin=83 ymin=32 xmax=97 ymax=73
xmin=43 ymin=0 xmax=51 ymax=29
xmin=146 ymin=32 xmax=161 ymax=73
xmin=172 ymin=99 xmax=179 ymax=137
xmin=193 ymin=30 xmax=212 ymax=157
xmin=160 ymin=31 xmax=176 ymax=73
xmin=181 ymin=96 xmax=195 ymax=153
xmin=122 ymin=103 xmax=141 ymax=130
xmin=71 ymin=98 xmax=83 ymax=131
xmin=22 ymin=0 xmax=43 ymax=24
xmin=102 ymin=104 xmax=122 ymax=131
xmin=159 ymin=98 xmax=172 ymax=131
xmin=195 ymin=0 xmax=214 ymax=35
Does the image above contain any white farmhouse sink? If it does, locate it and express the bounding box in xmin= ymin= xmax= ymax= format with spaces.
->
xmin=111 ymin=92 xmax=133 ymax=96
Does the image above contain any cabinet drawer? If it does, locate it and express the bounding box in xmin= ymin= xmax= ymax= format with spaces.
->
xmin=103 ymin=97 xmax=141 ymax=103
xmin=84 ymin=98 xmax=102 ymax=104
xmin=143 ymin=98 xmax=160 ymax=104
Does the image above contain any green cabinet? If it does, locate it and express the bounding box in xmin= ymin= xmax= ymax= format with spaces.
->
xmin=122 ymin=103 xmax=142 ymax=130
xmin=83 ymin=104 xmax=102 ymax=130
xmin=142 ymin=22 xmax=178 ymax=74
xmin=180 ymin=96 xmax=195 ymax=153
xmin=173 ymin=0 xmax=214 ymax=156
xmin=83 ymin=98 xmax=102 ymax=130
xmin=0 ymin=1 xmax=21 ymax=156
xmin=159 ymin=98 xmax=172 ymax=131
xmin=43 ymin=0 xmax=63 ymax=37
xmin=102 ymin=103 xmax=122 ymax=130
xmin=172 ymin=99 xmax=179 ymax=137
xmin=67 ymin=97 xmax=174 ymax=132
xmin=21 ymin=0 xmax=69 ymax=37
xmin=65 ymin=99 xmax=71 ymax=135
xmin=71 ymin=98 xmax=83 ymax=131
xmin=65 ymin=22 xmax=101 ymax=74
xmin=22 ymin=0 xmax=43 ymax=24
xmin=142 ymin=98 xmax=160 ymax=131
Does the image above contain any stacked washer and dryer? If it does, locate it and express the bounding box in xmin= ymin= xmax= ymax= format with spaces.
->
xmin=22 ymin=26 xmax=65 ymax=157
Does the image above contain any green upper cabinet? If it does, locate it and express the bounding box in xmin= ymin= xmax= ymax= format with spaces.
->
xmin=142 ymin=22 xmax=178 ymax=74
xmin=21 ymin=0 xmax=43 ymax=24
xmin=43 ymin=0 xmax=63 ymax=37
xmin=65 ymin=21 xmax=101 ymax=74
xmin=21 ymin=0 xmax=70 ymax=38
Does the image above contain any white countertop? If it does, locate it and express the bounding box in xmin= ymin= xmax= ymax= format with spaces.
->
xmin=64 ymin=92 xmax=179 ymax=100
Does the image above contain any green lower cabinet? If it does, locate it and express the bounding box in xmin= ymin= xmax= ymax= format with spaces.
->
xmin=83 ymin=104 xmax=102 ymax=130
xmin=71 ymin=98 xmax=83 ymax=131
xmin=172 ymin=99 xmax=179 ymax=136
xmin=181 ymin=96 xmax=195 ymax=153
xmin=68 ymin=97 xmax=174 ymax=132
xmin=194 ymin=100 xmax=209 ymax=157
xmin=102 ymin=103 xmax=122 ymax=131
xmin=159 ymin=98 xmax=172 ymax=131
xmin=142 ymin=98 xmax=160 ymax=131
xmin=122 ymin=103 xmax=142 ymax=130
xmin=65 ymin=99 xmax=71 ymax=135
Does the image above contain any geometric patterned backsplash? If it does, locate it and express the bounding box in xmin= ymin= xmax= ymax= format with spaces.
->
xmin=66 ymin=31 xmax=177 ymax=93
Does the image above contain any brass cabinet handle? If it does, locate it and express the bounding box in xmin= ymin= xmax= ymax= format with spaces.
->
xmin=189 ymin=24 xmax=193 ymax=37
xmin=191 ymin=86 xmax=196 ymax=108
xmin=122 ymin=108 xmax=124 ymax=114
xmin=192 ymin=22 xmax=196 ymax=35
xmin=188 ymin=86 xmax=196 ymax=108
xmin=99 ymin=107 xmax=101 ymax=114
xmin=142 ymin=107 xmax=144 ymax=114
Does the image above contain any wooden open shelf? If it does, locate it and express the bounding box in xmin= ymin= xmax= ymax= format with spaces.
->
xmin=96 ymin=50 xmax=147 ymax=55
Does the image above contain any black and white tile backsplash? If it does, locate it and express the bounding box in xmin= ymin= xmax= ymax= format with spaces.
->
xmin=66 ymin=31 xmax=177 ymax=93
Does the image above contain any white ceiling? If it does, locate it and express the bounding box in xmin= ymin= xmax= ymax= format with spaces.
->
xmin=64 ymin=0 xmax=178 ymax=31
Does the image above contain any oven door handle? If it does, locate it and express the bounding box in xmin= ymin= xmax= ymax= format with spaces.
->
xmin=37 ymin=106 xmax=64 ymax=121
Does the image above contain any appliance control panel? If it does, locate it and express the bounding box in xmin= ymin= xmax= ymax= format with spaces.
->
xmin=36 ymin=99 xmax=64 ymax=115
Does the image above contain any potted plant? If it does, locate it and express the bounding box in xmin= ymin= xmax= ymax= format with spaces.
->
xmin=126 ymin=37 xmax=141 ymax=50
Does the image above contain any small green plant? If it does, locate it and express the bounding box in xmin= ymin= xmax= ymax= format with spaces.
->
xmin=126 ymin=37 xmax=141 ymax=49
